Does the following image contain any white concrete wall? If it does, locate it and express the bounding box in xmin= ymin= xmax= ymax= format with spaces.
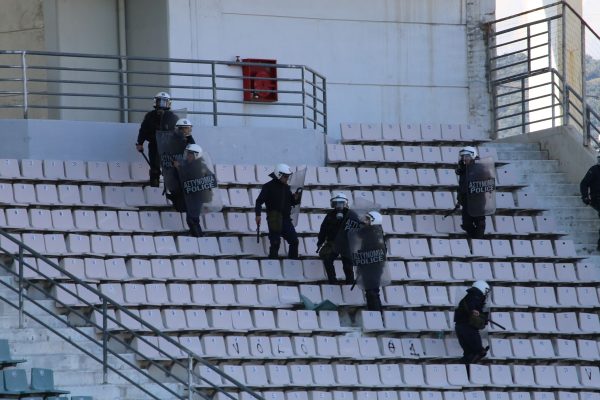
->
xmin=166 ymin=0 xmax=475 ymax=139
xmin=0 ymin=119 xmax=325 ymax=167
xmin=42 ymin=0 xmax=121 ymax=121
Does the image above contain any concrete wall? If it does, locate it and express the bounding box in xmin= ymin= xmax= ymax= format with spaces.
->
xmin=165 ymin=0 xmax=490 ymax=139
xmin=42 ymin=0 xmax=121 ymax=121
xmin=0 ymin=119 xmax=325 ymax=167
xmin=496 ymin=125 xmax=595 ymax=183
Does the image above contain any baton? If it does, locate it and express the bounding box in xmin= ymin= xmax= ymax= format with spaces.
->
xmin=488 ymin=318 xmax=506 ymax=331
xmin=139 ymin=150 xmax=151 ymax=167
xmin=442 ymin=203 xmax=460 ymax=219
xmin=256 ymin=222 xmax=261 ymax=243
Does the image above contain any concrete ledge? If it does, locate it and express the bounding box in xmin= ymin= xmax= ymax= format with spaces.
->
xmin=495 ymin=125 xmax=596 ymax=183
xmin=0 ymin=119 xmax=325 ymax=166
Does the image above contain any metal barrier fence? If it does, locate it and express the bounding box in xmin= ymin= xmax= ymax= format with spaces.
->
xmin=487 ymin=1 xmax=600 ymax=148
xmin=0 ymin=50 xmax=327 ymax=133
xmin=0 ymin=228 xmax=264 ymax=400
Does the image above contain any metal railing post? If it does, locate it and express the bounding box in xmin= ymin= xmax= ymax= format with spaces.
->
xmin=119 ymin=56 xmax=129 ymax=123
xmin=301 ymin=67 xmax=307 ymax=129
xmin=586 ymin=107 xmax=592 ymax=147
xmin=17 ymin=246 xmax=24 ymax=328
xmin=564 ymin=87 xmax=570 ymax=126
xmin=561 ymin=3 xmax=567 ymax=93
xmin=20 ymin=52 xmax=28 ymax=119
xmin=551 ymin=71 xmax=556 ymax=127
xmin=322 ymin=76 xmax=328 ymax=134
xmin=581 ymin=19 xmax=588 ymax=146
xmin=188 ymin=354 xmax=193 ymax=400
xmin=102 ymin=298 xmax=108 ymax=384
xmin=312 ymin=73 xmax=318 ymax=130
xmin=521 ymin=77 xmax=527 ymax=131
xmin=211 ymin=63 xmax=218 ymax=127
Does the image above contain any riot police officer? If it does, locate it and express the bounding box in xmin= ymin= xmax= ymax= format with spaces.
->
xmin=354 ymin=210 xmax=386 ymax=312
xmin=454 ymin=280 xmax=490 ymax=364
xmin=455 ymin=146 xmax=486 ymax=239
xmin=580 ymin=152 xmax=600 ymax=250
xmin=135 ymin=92 xmax=179 ymax=187
xmin=316 ymin=193 xmax=360 ymax=284
xmin=255 ymin=164 xmax=301 ymax=259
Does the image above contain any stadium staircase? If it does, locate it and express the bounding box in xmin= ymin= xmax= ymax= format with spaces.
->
xmin=0 ymin=121 xmax=599 ymax=400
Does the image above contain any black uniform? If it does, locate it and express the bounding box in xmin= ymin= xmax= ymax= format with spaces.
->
xmin=174 ymin=158 xmax=212 ymax=237
xmin=255 ymin=175 xmax=300 ymax=258
xmin=456 ymin=159 xmax=486 ymax=239
xmin=454 ymin=287 xmax=488 ymax=364
xmin=356 ymin=226 xmax=385 ymax=312
xmin=580 ymin=164 xmax=600 ymax=249
xmin=316 ymin=208 xmax=357 ymax=284
xmin=136 ymin=109 xmax=180 ymax=186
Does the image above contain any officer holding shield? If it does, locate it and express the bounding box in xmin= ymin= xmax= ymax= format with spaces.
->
xmin=255 ymin=164 xmax=301 ymax=259
xmin=316 ymin=193 xmax=360 ymax=284
xmin=350 ymin=210 xmax=388 ymax=312
xmin=174 ymin=143 xmax=216 ymax=237
xmin=135 ymin=92 xmax=180 ymax=187
xmin=454 ymin=280 xmax=490 ymax=365
xmin=455 ymin=146 xmax=496 ymax=239
xmin=580 ymin=152 xmax=600 ymax=250
xmin=163 ymin=118 xmax=197 ymax=211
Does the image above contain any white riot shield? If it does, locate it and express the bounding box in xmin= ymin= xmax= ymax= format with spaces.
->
xmin=348 ymin=225 xmax=391 ymax=290
xmin=156 ymin=130 xmax=188 ymax=192
xmin=333 ymin=209 xmax=362 ymax=259
xmin=289 ymin=167 xmax=306 ymax=226
xmin=178 ymin=155 xmax=222 ymax=218
xmin=466 ymin=157 xmax=497 ymax=217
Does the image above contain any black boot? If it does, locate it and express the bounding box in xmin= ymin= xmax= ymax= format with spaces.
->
xmin=187 ymin=216 xmax=204 ymax=237
xmin=323 ymin=258 xmax=337 ymax=284
xmin=149 ymin=170 xmax=160 ymax=188
xmin=365 ymin=289 xmax=382 ymax=312
xmin=288 ymin=240 xmax=299 ymax=260
xmin=342 ymin=262 xmax=355 ymax=285
xmin=269 ymin=239 xmax=281 ymax=259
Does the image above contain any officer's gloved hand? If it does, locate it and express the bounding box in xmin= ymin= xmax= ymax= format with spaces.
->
xmin=582 ymin=196 xmax=591 ymax=205
xmin=135 ymin=143 xmax=143 ymax=152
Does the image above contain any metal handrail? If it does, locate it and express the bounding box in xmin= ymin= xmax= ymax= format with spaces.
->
xmin=0 ymin=228 xmax=264 ymax=400
xmin=487 ymin=1 xmax=600 ymax=146
xmin=0 ymin=49 xmax=327 ymax=132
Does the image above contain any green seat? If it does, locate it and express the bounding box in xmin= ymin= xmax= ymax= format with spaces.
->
xmin=300 ymin=294 xmax=338 ymax=311
xmin=0 ymin=339 xmax=26 ymax=368
xmin=71 ymin=396 xmax=94 ymax=400
xmin=30 ymin=368 xmax=69 ymax=396
xmin=2 ymin=368 xmax=31 ymax=394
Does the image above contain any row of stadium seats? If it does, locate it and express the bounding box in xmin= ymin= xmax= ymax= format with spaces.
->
xmin=4 ymin=231 xmax=579 ymax=260
xmin=131 ymin=355 xmax=600 ymax=389
xmin=326 ymin=144 xmax=498 ymax=166
xmin=125 ymin=334 xmax=600 ymax=362
xmin=54 ymin=280 xmax=600 ymax=310
xmin=340 ymin=122 xmax=488 ymax=143
xmin=19 ymin=256 xmax=596 ymax=285
xmin=215 ymin=390 xmax=597 ymax=400
xmin=0 ymin=208 xmax=559 ymax=237
xmin=0 ymin=186 xmax=535 ymax=213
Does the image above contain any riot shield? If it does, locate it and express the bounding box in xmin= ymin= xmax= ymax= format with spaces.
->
xmin=178 ymin=154 xmax=222 ymax=219
xmin=466 ymin=157 xmax=496 ymax=217
xmin=334 ymin=198 xmax=380 ymax=258
xmin=348 ymin=225 xmax=391 ymax=290
xmin=156 ymin=130 xmax=188 ymax=192
xmin=289 ymin=167 xmax=306 ymax=226
xmin=333 ymin=209 xmax=362 ymax=258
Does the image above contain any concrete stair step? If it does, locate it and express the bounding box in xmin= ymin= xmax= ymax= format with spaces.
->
xmin=502 ymin=159 xmax=561 ymax=172
xmin=487 ymin=142 xmax=541 ymax=151
xmin=558 ymin=219 xmax=600 ymax=232
xmin=529 ymin=183 xmax=579 ymax=196
xmin=60 ymin=380 xmax=184 ymax=400
xmin=516 ymin=172 xmax=570 ymax=183
xmin=540 ymin=195 xmax=588 ymax=208
xmin=549 ymin=207 xmax=600 ymax=219
xmin=497 ymin=150 xmax=548 ymax=160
